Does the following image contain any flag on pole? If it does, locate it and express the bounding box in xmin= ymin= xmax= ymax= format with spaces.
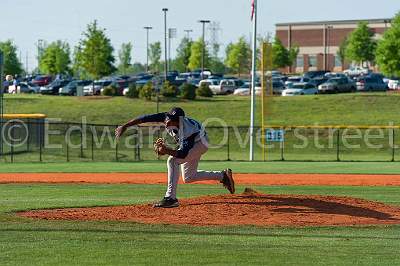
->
xmin=251 ymin=0 xmax=255 ymax=20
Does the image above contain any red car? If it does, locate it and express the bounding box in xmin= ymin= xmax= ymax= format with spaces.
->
xmin=32 ymin=75 xmax=53 ymax=86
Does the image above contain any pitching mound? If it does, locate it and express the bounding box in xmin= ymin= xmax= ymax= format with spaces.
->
xmin=19 ymin=189 xmax=400 ymax=227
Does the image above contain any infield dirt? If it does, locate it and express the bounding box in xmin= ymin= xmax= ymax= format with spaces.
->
xmin=18 ymin=188 xmax=400 ymax=227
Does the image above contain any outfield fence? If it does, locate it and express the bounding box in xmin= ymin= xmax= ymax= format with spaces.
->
xmin=1 ymin=119 xmax=400 ymax=163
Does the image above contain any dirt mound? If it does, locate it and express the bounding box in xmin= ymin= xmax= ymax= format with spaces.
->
xmin=19 ymin=189 xmax=400 ymax=227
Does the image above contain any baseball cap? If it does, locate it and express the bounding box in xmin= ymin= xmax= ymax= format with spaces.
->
xmin=165 ymin=107 xmax=185 ymax=122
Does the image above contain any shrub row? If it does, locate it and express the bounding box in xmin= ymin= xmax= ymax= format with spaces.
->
xmin=118 ymin=82 xmax=214 ymax=101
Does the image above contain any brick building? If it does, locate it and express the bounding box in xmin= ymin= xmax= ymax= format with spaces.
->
xmin=275 ymin=18 xmax=392 ymax=73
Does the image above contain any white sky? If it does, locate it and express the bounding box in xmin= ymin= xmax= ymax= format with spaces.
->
xmin=0 ymin=0 xmax=398 ymax=71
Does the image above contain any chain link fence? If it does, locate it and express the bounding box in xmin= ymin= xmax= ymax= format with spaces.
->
xmin=1 ymin=120 xmax=400 ymax=163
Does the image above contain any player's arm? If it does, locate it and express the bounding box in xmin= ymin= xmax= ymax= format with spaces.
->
xmin=115 ymin=113 xmax=167 ymax=139
xmin=158 ymin=133 xmax=198 ymax=159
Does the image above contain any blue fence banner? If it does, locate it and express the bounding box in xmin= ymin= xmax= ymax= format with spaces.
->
xmin=266 ymin=129 xmax=285 ymax=142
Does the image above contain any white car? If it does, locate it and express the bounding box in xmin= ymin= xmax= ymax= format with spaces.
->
xmin=208 ymin=79 xmax=238 ymax=95
xmin=388 ymin=78 xmax=400 ymax=90
xmin=233 ymin=83 xmax=262 ymax=96
xmin=343 ymin=66 xmax=371 ymax=76
xmin=282 ymin=83 xmax=318 ymax=96
xmin=199 ymin=79 xmax=221 ymax=93
xmin=83 ymin=80 xmax=113 ymax=96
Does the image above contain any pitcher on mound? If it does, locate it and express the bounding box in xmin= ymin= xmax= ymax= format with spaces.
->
xmin=115 ymin=107 xmax=235 ymax=208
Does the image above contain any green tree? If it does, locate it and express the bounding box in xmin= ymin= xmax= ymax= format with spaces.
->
xmin=225 ymin=37 xmax=251 ymax=77
xmin=117 ymin=43 xmax=133 ymax=75
xmin=132 ymin=62 xmax=146 ymax=74
xmin=337 ymin=36 xmax=349 ymax=67
xmin=288 ymin=46 xmax=299 ymax=68
xmin=39 ymin=40 xmax=71 ymax=75
xmin=272 ymin=37 xmax=290 ymax=69
xmin=149 ymin=42 xmax=162 ymax=73
xmin=77 ymin=20 xmax=116 ymax=79
xmin=174 ymin=37 xmax=192 ymax=72
xmin=188 ymin=39 xmax=210 ymax=71
xmin=345 ymin=21 xmax=377 ymax=66
xmin=0 ymin=40 xmax=23 ymax=76
xmin=376 ymin=13 xmax=400 ymax=77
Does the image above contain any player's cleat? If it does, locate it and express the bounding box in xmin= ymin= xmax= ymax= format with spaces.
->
xmin=221 ymin=169 xmax=235 ymax=194
xmin=153 ymin=197 xmax=180 ymax=208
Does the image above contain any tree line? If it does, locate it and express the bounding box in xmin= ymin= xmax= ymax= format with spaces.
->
xmin=337 ymin=12 xmax=400 ymax=77
xmin=1 ymin=12 xmax=400 ymax=79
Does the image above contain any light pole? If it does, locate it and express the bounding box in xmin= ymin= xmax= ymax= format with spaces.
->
xmin=37 ymin=39 xmax=44 ymax=72
xmin=143 ymin=26 xmax=153 ymax=73
xmin=168 ymin=28 xmax=177 ymax=71
xmin=198 ymin=20 xmax=210 ymax=80
xmin=184 ymin=29 xmax=193 ymax=39
xmin=162 ymin=8 xmax=168 ymax=80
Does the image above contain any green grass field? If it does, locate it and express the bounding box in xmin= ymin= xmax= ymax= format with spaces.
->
xmin=1 ymin=183 xmax=400 ymax=265
xmin=4 ymin=92 xmax=400 ymax=126
xmin=3 ymin=161 xmax=400 ymax=174
xmin=2 ymin=93 xmax=400 ymax=265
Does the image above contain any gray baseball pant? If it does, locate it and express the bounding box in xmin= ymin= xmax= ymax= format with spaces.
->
xmin=165 ymin=141 xmax=224 ymax=199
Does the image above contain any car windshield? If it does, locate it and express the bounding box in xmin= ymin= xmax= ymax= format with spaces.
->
xmin=289 ymin=77 xmax=301 ymax=82
xmin=328 ymin=78 xmax=341 ymax=83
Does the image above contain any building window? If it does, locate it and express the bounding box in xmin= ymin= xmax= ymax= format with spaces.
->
xmin=334 ymin=56 xmax=342 ymax=67
xmin=309 ymin=55 xmax=317 ymax=67
xmin=296 ymin=56 xmax=304 ymax=68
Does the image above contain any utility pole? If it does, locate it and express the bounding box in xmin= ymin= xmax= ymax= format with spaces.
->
xmin=198 ymin=20 xmax=210 ymax=80
xmin=162 ymin=8 xmax=168 ymax=79
xmin=143 ymin=26 xmax=153 ymax=73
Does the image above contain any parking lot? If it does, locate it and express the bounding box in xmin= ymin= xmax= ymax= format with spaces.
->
xmin=3 ymin=66 xmax=399 ymax=99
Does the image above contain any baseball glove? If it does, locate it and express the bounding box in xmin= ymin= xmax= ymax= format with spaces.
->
xmin=154 ymin=138 xmax=166 ymax=156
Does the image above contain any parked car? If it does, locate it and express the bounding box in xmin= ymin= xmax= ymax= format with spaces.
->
xmin=285 ymin=76 xmax=313 ymax=88
xmin=40 ymin=79 xmax=71 ymax=95
xmin=312 ymin=76 xmax=329 ymax=87
xmin=84 ymin=80 xmax=113 ymax=96
xmin=31 ymin=75 xmax=53 ymax=86
xmin=388 ymin=78 xmax=400 ymax=90
xmin=304 ymin=70 xmax=330 ymax=79
xmin=199 ymin=79 xmax=221 ymax=91
xmin=135 ymin=75 xmax=154 ymax=87
xmin=233 ymin=83 xmax=262 ymax=96
xmin=282 ymin=83 xmax=318 ymax=96
xmin=8 ymin=82 xmax=39 ymax=94
xmin=272 ymin=79 xmax=285 ymax=95
xmin=356 ymin=76 xmax=387 ymax=91
xmin=325 ymin=72 xmax=348 ymax=79
xmin=344 ymin=66 xmax=371 ymax=76
xmin=59 ymin=80 xmax=92 ymax=96
xmin=318 ymin=77 xmax=356 ymax=93
xmin=175 ymin=73 xmax=191 ymax=83
xmin=209 ymin=79 xmax=238 ymax=95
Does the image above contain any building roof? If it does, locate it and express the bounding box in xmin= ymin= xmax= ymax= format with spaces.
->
xmin=276 ymin=18 xmax=392 ymax=27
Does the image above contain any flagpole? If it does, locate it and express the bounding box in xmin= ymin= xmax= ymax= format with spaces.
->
xmin=249 ymin=0 xmax=257 ymax=161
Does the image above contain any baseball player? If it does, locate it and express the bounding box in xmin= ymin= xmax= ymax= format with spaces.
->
xmin=115 ymin=107 xmax=235 ymax=208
